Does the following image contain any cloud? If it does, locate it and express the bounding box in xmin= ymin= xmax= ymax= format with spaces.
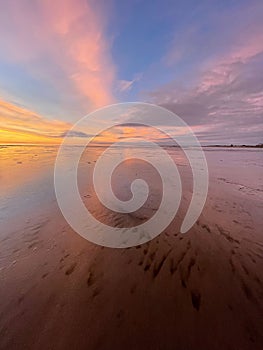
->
xmin=59 ymin=130 xmax=92 ymax=138
xmin=0 ymin=99 xmax=89 ymax=143
xmin=117 ymin=73 xmax=142 ymax=92
xmin=145 ymin=16 xmax=263 ymax=144
xmin=119 ymin=122 xmax=148 ymax=128
xmin=118 ymin=80 xmax=135 ymax=92
xmin=0 ymin=0 xmax=115 ymax=111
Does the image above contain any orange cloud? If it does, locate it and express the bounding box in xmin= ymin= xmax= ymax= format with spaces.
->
xmin=89 ymin=125 xmax=194 ymax=146
xmin=0 ymin=99 xmax=72 ymax=144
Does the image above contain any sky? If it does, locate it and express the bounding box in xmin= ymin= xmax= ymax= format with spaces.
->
xmin=0 ymin=0 xmax=262 ymax=145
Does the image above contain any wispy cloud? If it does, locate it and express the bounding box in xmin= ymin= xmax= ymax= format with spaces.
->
xmin=0 ymin=0 xmax=115 ymax=111
xmin=146 ymin=4 xmax=263 ymax=144
xmin=0 ymin=99 xmax=90 ymax=143
xmin=118 ymin=80 xmax=136 ymax=92
xmin=117 ymin=74 xmax=142 ymax=93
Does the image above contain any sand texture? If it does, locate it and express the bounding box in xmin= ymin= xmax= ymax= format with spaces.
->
xmin=0 ymin=146 xmax=263 ymax=349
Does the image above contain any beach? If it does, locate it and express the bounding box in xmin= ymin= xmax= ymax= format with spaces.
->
xmin=0 ymin=145 xmax=263 ymax=349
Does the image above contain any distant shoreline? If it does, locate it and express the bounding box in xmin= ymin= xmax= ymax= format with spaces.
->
xmin=203 ymin=144 xmax=263 ymax=148
xmin=0 ymin=143 xmax=262 ymax=149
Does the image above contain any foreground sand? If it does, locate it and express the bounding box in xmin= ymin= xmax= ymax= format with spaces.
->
xmin=0 ymin=146 xmax=263 ymax=349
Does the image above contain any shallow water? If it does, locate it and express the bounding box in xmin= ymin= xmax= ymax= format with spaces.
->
xmin=1 ymin=145 xmax=262 ymax=235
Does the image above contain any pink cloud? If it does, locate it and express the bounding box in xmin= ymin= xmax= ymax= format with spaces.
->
xmin=0 ymin=0 xmax=115 ymax=110
xmin=148 ymin=23 xmax=263 ymax=144
xmin=198 ymin=31 xmax=263 ymax=94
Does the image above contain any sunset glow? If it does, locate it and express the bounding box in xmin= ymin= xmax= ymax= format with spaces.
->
xmin=0 ymin=0 xmax=262 ymax=144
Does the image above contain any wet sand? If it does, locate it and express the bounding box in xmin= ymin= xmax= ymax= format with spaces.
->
xmin=0 ymin=145 xmax=263 ymax=349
